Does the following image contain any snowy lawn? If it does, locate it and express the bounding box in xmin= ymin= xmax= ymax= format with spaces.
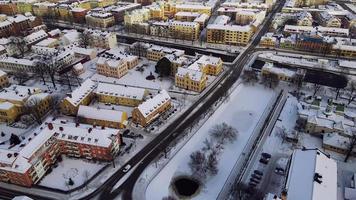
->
xmin=39 ymin=156 xmax=106 ymax=191
xmin=91 ymin=60 xmax=173 ymax=90
xmin=145 ymin=84 xmax=275 ymax=199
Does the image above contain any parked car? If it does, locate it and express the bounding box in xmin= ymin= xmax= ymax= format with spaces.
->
xmin=259 ymin=158 xmax=269 ymax=165
xmin=251 ymin=173 xmax=262 ymax=180
xmin=254 ymin=170 xmax=263 ymax=176
xmin=262 ymin=152 xmax=272 ymax=159
xmin=123 ymin=164 xmax=131 ymax=172
xmin=275 ymin=167 xmax=285 ymax=175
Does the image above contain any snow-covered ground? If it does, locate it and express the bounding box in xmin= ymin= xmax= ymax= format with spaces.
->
xmin=145 ymin=84 xmax=275 ymax=199
xmin=91 ymin=60 xmax=173 ymax=90
xmin=39 ymin=156 xmax=106 ymax=191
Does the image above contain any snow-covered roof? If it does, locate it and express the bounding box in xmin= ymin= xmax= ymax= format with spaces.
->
xmin=262 ymin=62 xmax=295 ymax=78
xmin=0 ymin=85 xmax=41 ymax=103
xmin=72 ymin=47 xmax=97 ymax=56
xmin=284 ymin=25 xmax=349 ymax=36
xmin=12 ymin=196 xmax=33 ymax=200
xmin=64 ymin=79 xmax=96 ymax=107
xmin=147 ymin=45 xmax=185 ymax=56
xmin=0 ymin=69 xmax=6 ymax=76
xmin=323 ymin=132 xmax=354 ymax=152
xmin=78 ymin=105 xmax=126 ymax=123
xmin=35 ymin=38 xmax=58 ymax=47
xmin=48 ymin=29 xmax=61 ymax=37
xmin=175 ymin=12 xmax=200 ymax=17
xmin=7 ymin=14 xmax=29 ymax=23
xmin=339 ymin=60 xmax=356 ymax=69
xmin=176 ymin=67 xmax=204 ymax=81
xmin=137 ymin=90 xmax=171 ymax=118
xmin=0 ymin=57 xmax=35 ymax=67
xmin=53 ymin=123 xmax=118 ymax=147
xmin=175 ymin=4 xmax=212 ymax=10
xmin=73 ymin=63 xmax=84 ymax=71
xmin=194 ymin=13 xmax=209 ymax=23
xmin=213 ymin=15 xmax=231 ymax=25
xmin=285 ymin=149 xmax=337 ymax=200
xmin=96 ymin=82 xmax=146 ymax=100
xmin=207 ymin=23 xmax=252 ymax=32
xmin=24 ymin=30 xmax=48 ymax=45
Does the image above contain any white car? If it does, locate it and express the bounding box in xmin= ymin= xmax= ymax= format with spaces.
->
xmin=123 ymin=164 xmax=131 ymax=172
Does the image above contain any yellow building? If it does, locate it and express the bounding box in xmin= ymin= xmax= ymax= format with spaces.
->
xmin=55 ymin=4 xmax=72 ymax=21
xmin=207 ymin=24 xmax=253 ymax=46
xmin=146 ymin=45 xmax=185 ymax=61
xmin=97 ymin=0 xmax=116 ymax=8
xmin=78 ymin=1 xmax=92 ymax=10
xmin=188 ymin=55 xmax=223 ymax=76
xmin=132 ymin=90 xmax=171 ymax=127
xmin=60 ymin=79 xmax=96 ymax=115
xmin=148 ymin=2 xmax=165 ymax=20
xmin=124 ymin=8 xmax=150 ymax=25
xmin=83 ymin=29 xmax=117 ymax=49
xmin=16 ymin=1 xmax=35 ymax=14
xmin=33 ymin=2 xmax=56 ymax=17
xmin=175 ymin=4 xmax=212 ymax=15
xmin=165 ymin=54 xmax=188 ymax=76
xmin=96 ymin=57 xmax=128 ymax=79
xmin=0 ymin=85 xmax=41 ymax=108
xmin=25 ymin=93 xmax=53 ymax=118
xmin=175 ymin=67 xmax=207 ymax=92
xmin=86 ymin=12 xmax=115 ymax=28
xmin=0 ymin=70 xmax=9 ymax=89
xmin=297 ymin=11 xmax=313 ymax=26
xmin=95 ymin=83 xmax=147 ymax=107
xmin=169 ymin=21 xmax=200 ymax=41
xmin=0 ymin=102 xmax=18 ymax=123
xmin=260 ymin=33 xmax=276 ymax=47
xmin=77 ymin=105 xmax=128 ymax=129
xmin=319 ymin=12 xmax=341 ymax=28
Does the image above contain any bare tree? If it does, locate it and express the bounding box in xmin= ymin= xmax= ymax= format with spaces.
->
xmin=261 ymin=73 xmax=280 ymax=89
xmin=206 ymin=151 xmax=218 ymax=175
xmin=202 ymin=138 xmax=214 ymax=152
xmin=24 ymin=97 xmax=44 ymax=125
xmin=312 ymin=83 xmax=321 ymax=97
xmin=40 ymin=54 xmax=61 ymax=89
xmin=34 ymin=59 xmax=47 ymax=85
xmin=348 ymin=80 xmax=356 ymax=105
xmin=8 ymin=37 xmax=27 ymax=57
xmin=12 ymin=71 xmax=29 ymax=85
xmin=210 ymin=123 xmax=238 ymax=145
xmin=241 ymin=69 xmax=259 ymax=85
xmin=292 ymin=73 xmax=304 ymax=99
xmin=345 ymin=133 xmax=356 ymax=162
xmin=189 ymin=150 xmax=207 ymax=179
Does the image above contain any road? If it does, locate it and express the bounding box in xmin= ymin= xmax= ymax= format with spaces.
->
xmin=0 ymin=1 xmax=284 ymax=199
xmin=104 ymin=1 xmax=286 ymax=199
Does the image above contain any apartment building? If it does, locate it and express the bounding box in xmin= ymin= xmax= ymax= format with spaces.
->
xmin=318 ymin=11 xmax=341 ymax=28
xmin=132 ymin=90 xmax=171 ymax=127
xmin=24 ymin=29 xmax=48 ymax=46
xmin=77 ymin=105 xmax=128 ymax=129
xmin=169 ymin=21 xmax=200 ymax=41
xmin=0 ymin=101 xmax=18 ymax=123
xmin=83 ymin=29 xmax=117 ymax=49
xmin=175 ymin=67 xmax=207 ymax=92
xmin=235 ymin=9 xmax=266 ymax=25
xmin=175 ymin=4 xmax=212 ymax=15
xmin=85 ymin=11 xmax=115 ymax=28
xmin=189 ymin=55 xmax=223 ymax=76
xmin=207 ymin=24 xmax=253 ymax=46
xmin=260 ymin=32 xmax=277 ymax=47
xmin=60 ymin=79 xmax=97 ymax=115
xmin=96 ymin=56 xmax=128 ymax=79
xmin=0 ymin=57 xmax=34 ymax=72
xmin=0 ymin=122 xmax=121 ymax=187
xmin=284 ymin=25 xmax=349 ymax=37
xmin=297 ymin=11 xmax=313 ymax=26
xmin=95 ymin=82 xmax=147 ymax=107
xmin=146 ymin=45 xmax=184 ymax=61
xmin=124 ymin=8 xmax=150 ymax=26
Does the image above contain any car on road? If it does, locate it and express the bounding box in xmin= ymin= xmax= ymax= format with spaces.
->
xmin=123 ymin=164 xmax=131 ymax=172
xmin=275 ymin=167 xmax=285 ymax=175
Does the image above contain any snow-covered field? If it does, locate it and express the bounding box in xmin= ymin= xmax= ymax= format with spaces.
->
xmin=39 ymin=156 xmax=106 ymax=191
xmin=145 ymin=84 xmax=275 ymax=199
